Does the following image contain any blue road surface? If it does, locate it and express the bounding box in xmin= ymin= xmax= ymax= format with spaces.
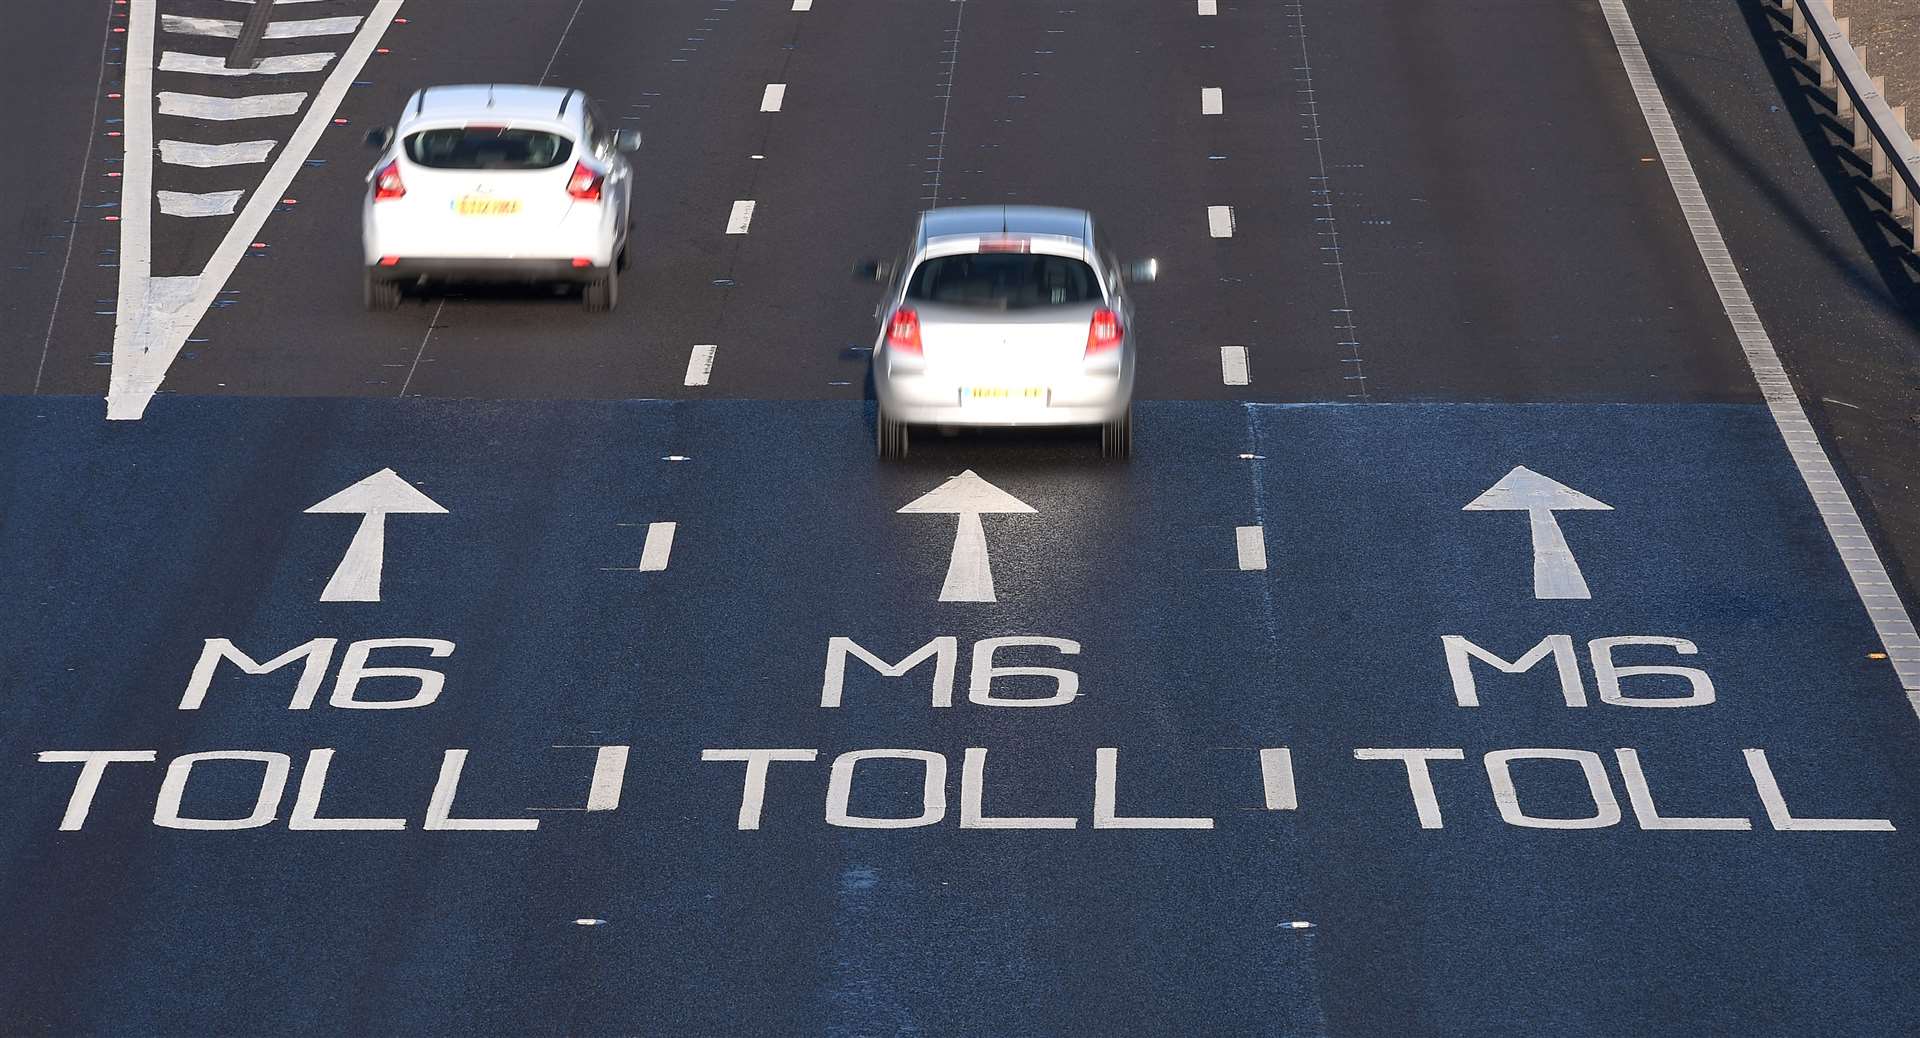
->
xmin=1 ymin=398 xmax=1915 ymax=1034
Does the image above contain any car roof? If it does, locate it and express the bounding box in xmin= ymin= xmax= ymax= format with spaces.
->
xmin=401 ymin=84 xmax=586 ymax=128
xmin=918 ymin=206 xmax=1092 ymax=246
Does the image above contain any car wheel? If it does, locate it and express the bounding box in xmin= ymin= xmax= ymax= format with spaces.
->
xmin=363 ymin=270 xmax=401 ymax=312
xmin=583 ymin=269 xmax=618 ymax=312
xmin=1101 ymin=406 xmax=1132 ymax=460
xmin=876 ymin=405 xmax=910 ymax=460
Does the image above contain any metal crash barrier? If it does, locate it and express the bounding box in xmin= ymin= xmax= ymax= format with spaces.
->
xmin=1770 ymin=0 xmax=1920 ymax=245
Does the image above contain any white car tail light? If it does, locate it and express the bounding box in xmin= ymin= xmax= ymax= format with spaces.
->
xmin=566 ymin=161 xmax=604 ymax=201
xmin=373 ymin=161 xmax=405 ymax=201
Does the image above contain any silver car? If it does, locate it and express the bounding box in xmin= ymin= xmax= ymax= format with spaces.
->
xmin=859 ymin=206 xmax=1158 ymax=460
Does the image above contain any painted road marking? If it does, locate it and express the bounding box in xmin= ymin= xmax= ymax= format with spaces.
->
xmin=639 ymin=522 xmax=677 ymax=572
xmin=792 ymin=0 xmax=812 ymax=9
xmin=1220 ymin=345 xmax=1249 ymax=385
xmin=760 ymin=84 xmax=786 ymax=112
xmin=1463 ymin=466 xmax=1611 ymax=600
xmin=159 ymin=139 xmax=276 ymax=167
xmin=685 ymin=344 xmax=717 ymax=386
xmin=111 ymin=0 xmax=404 ymax=420
xmin=1259 ymin=748 xmax=1296 ymax=810
xmin=726 ymin=200 xmax=755 ymax=234
xmin=1235 ymin=525 xmax=1267 ymax=571
xmin=305 ymin=468 xmax=447 ymax=603
xmin=159 ymin=51 xmax=335 ymax=76
xmin=1198 ymin=0 xmax=1217 ymax=14
xmin=1202 ymin=87 xmax=1223 ymax=115
xmin=157 ymin=190 xmax=243 ymax=217
xmin=161 ymin=15 xmax=363 ymax=38
xmin=1599 ymin=0 xmax=1920 ymax=702
xmin=899 ymin=470 xmax=1036 ymax=603
xmin=1207 ymin=205 xmax=1235 ymax=237
xmin=157 ymin=91 xmax=306 ymax=120
xmin=585 ymin=746 xmax=630 ymax=810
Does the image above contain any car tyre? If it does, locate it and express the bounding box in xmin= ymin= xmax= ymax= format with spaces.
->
xmin=583 ymin=269 xmax=618 ymax=312
xmin=876 ymin=405 xmax=910 ymax=460
xmin=1101 ymin=406 xmax=1133 ymax=460
xmin=363 ymin=270 xmax=401 ymax=312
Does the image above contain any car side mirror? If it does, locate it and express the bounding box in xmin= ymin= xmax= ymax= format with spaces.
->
xmin=1123 ymin=258 xmax=1159 ymax=284
xmin=614 ymin=128 xmax=642 ymax=153
xmin=854 ymin=258 xmax=894 ymax=283
xmin=364 ymin=126 xmax=394 ymax=151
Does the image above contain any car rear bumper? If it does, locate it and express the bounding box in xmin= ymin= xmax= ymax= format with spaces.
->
xmin=877 ymin=376 xmax=1131 ymax=426
xmin=367 ymin=258 xmax=607 ymax=283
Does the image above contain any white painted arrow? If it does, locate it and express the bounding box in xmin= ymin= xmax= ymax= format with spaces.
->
xmin=898 ymin=470 xmax=1035 ymax=603
xmin=1463 ymin=466 xmax=1612 ymax=600
xmin=305 ymin=469 xmax=447 ymax=602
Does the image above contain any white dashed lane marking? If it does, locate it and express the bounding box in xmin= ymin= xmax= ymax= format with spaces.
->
xmin=684 ymin=344 xmax=716 ymax=386
xmin=158 ymin=140 xmax=275 ymax=167
xmin=1198 ymin=0 xmax=1217 ymax=14
xmin=1236 ymin=525 xmax=1267 ymax=570
xmin=1260 ymin=748 xmax=1296 ymax=810
xmin=1202 ymin=87 xmax=1223 ymax=115
xmin=1220 ymin=345 xmax=1249 ymax=385
xmin=157 ymin=91 xmax=306 ymax=120
xmin=639 ymin=522 xmax=677 ymax=572
xmin=792 ymin=0 xmax=812 ymax=9
xmin=726 ymin=200 xmax=756 ymax=234
xmin=1207 ymin=205 xmax=1235 ymax=238
xmin=760 ymin=84 xmax=786 ymax=112
xmin=158 ymin=51 xmax=336 ymax=76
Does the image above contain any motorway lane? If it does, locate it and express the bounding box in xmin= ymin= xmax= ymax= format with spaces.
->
xmin=23 ymin=0 xmax=1763 ymax=407
xmin=6 ymin=0 xmax=1920 ymax=1034
xmin=3 ymin=397 xmax=1919 ymax=1033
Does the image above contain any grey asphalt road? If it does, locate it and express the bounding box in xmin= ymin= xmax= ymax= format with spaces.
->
xmin=3 ymin=0 xmax=1919 ymax=1033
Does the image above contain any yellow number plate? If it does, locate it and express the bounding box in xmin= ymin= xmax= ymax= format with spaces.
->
xmin=454 ymin=196 xmax=521 ymax=216
xmin=967 ymin=387 xmax=1045 ymax=400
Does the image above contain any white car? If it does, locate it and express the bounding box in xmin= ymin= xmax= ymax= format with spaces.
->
xmin=361 ymin=84 xmax=639 ymax=311
xmin=861 ymin=206 xmax=1157 ymax=460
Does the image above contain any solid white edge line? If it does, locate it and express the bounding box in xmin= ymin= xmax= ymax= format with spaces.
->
xmin=1220 ymin=345 xmax=1250 ymax=385
xmin=684 ymin=344 xmax=716 ymax=386
xmin=1598 ymin=0 xmax=1920 ymax=706
xmin=1207 ymin=204 xmax=1235 ymax=237
xmin=760 ymin=83 xmax=786 ymax=112
xmin=1236 ymin=525 xmax=1267 ymax=571
xmin=110 ymin=0 xmax=405 ymax=420
xmin=726 ymin=200 xmax=755 ymax=234
xmin=1201 ymin=86 xmax=1223 ymax=115
xmin=639 ymin=522 xmax=677 ymax=572
xmin=115 ymin=0 xmax=158 ymax=408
